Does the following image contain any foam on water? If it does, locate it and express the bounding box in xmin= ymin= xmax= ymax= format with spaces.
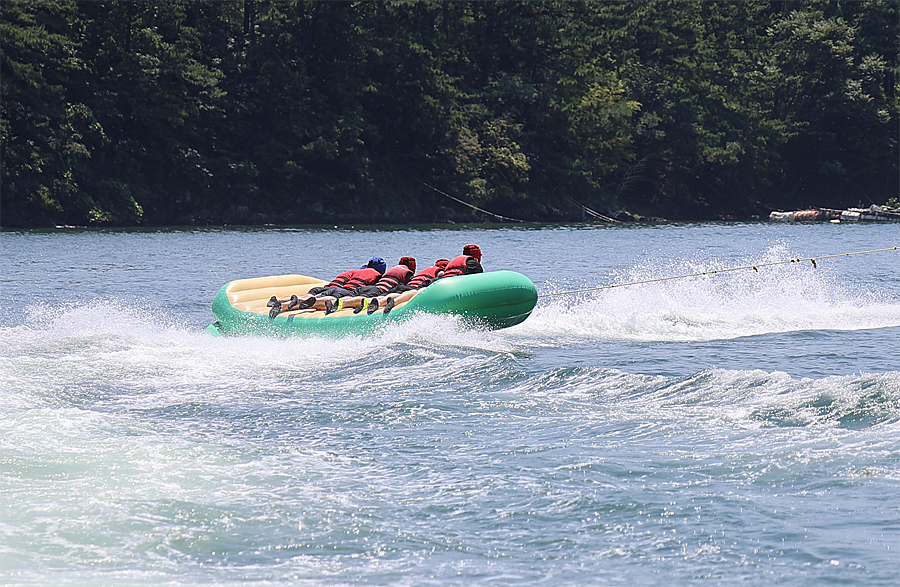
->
xmin=522 ymin=244 xmax=900 ymax=342
xmin=5 ymin=297 xmax=897 ymax=436
xmin=1 ymin=299 xmax=521 ymax=415
xmin=3 ymin=350 xmax=897 ymax=586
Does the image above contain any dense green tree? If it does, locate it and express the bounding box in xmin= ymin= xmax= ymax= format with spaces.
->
xmin=73 ymin=0 xmax=227 ymax=222
xmin=850 ymin=0 xmax=898 ymax=100
xmin=2 ymin=0 xmax=897 ymax=226
xmin=1 ymin=0 xmax=92 ymax=225
xmin=758 ymin=12 xmax=893 ymax=205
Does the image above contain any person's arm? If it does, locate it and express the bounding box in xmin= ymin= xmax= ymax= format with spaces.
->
xmin=466 ymin=258 xmax=483 ymax=274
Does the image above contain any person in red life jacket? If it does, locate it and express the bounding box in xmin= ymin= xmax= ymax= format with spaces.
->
xmin=325 ymin=257 xmax=416 ymax=315
xmin=337 ymin=257 xmax=450 ymax=316
xmin=267 ymin=257 xmax=386 ymax=318
xmin=402 ymin=258 xmax=449 ymax=291
xmin=440 ymin=244 xmax=483 ymax=279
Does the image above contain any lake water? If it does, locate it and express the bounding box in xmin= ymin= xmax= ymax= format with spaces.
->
xmin=2 ymin=222 xmax=899 ymax=586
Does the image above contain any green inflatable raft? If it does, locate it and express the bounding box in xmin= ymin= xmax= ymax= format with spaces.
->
xmin=204 ymin=270 xmax=538 ymax=337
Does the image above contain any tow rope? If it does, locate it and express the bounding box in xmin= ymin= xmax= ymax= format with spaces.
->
xmin=411 ymin=177 xmax=527 ymax=223
xmin=537 ymin=246 xmax=899 ymax=298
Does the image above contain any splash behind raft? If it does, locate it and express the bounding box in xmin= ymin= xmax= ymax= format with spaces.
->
xmin=205 ymin=270 xmax=538 ymax=337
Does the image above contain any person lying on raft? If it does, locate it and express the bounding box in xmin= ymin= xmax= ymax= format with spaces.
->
xmin=324 ymin=257 xmax=416 ymax=315
xmin=392 ymin=258 xmax=448 ymax=292
xmin=439 ymin=244 xmax=483 ymax=278
xmin=267 ymin=257 xmax=386 ymax=318
xmin=326 ymin=258 xmax=449 ymax=315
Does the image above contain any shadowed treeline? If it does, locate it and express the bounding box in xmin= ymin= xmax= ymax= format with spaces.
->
xmin=2 ymin=0 xmax=897 ymax=226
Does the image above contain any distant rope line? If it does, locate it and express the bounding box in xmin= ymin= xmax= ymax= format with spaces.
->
xmin=412 ymin=176 xmax=621 ymax=223
xmin=537 ymin=246 xmax=900 ymax=298
xmin=412 ymin=178 xmax=526 ymax=223
xmin=566 ymin=196 xmax=620 ymax=223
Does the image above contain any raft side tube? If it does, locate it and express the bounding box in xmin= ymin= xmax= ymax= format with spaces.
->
xmin=401 ymin=270 xmax=538 ymax=328
xmin=225 ymin=275 xmax=327 ymax=313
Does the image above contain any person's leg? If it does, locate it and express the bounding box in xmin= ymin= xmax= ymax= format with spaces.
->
xmin=294 ymin=294 xmax=317 ymax=310
xmin=269 ymin=285 xmax=344 ymax=317
xmin=267 ymin=294 xmax=297 ymax=309
xmin=324 ymin=294 xmax=365 ymax=314
xmin=291 ymin=286 xmax=333 ymax=310
xmin=321 ymin=288 xmax=359 ymax=314
xmin=327 ymin=292 xmax=385 ymax=315
xmin=391 ymin=290 xmax=417 ymax=304
xmin=325 ymin=295 xmax=358 ymax=314
xmin=268 ymin=294 xmax=302 ymax=318
xmin=380 ymin=293 xmax=402 ymax=314
xmin=319 ymin=287 xmax=413 ymax=316
xmin=378 ymin=289 xmax=419 ymax=314
xmin=328 ymin=287 xmax=383 ymax=314
xmin=362 ymin=292 xmax=400 ymax=315
xmin=303 ymin=296 xmax=336 ymax=311
xmin=321 ymin=289 xmax=415 ymax=316
xmin=289 ymin=288 xmax=326 ymax=313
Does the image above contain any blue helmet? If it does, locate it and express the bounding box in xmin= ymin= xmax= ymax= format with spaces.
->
xmin=364 ymin=257 xmax=387 ymax=274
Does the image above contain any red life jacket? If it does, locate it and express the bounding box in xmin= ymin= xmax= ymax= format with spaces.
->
xmin=406 ymin=264 xmax=444 ymax=289
xmin=328 ymin=267 xmax=382 ymax=290
xmin=373 ymin=265 xmax=413 ymax=293
xmin=440 ymin=255 xmax=473 ymax=278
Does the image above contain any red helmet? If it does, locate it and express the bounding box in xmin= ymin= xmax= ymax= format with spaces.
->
xmin=463 ymin=244 xmax=482 ymax=262
xmin=399 ymin=256 xmax=416 ymax=273
xmin=435 ymin=258 xmax=449 ymax=270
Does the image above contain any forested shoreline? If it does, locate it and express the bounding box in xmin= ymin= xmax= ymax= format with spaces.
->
xmin=2 ymin=0 xmax=898 ymax=227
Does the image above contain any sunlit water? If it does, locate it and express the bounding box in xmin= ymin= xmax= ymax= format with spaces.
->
xmin=2 ymin=222 xmax=898 ymax=586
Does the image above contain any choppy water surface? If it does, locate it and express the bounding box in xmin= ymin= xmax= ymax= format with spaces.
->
xmin=2 ymin=222 xmax=898 ymax=586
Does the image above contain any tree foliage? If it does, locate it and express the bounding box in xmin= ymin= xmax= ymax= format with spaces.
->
xmin=2 ymin=0 xmax=897 ymax=226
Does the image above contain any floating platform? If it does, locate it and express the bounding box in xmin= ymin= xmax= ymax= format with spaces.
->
xmin=769 ymin=205 xmax=900 ymax=223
